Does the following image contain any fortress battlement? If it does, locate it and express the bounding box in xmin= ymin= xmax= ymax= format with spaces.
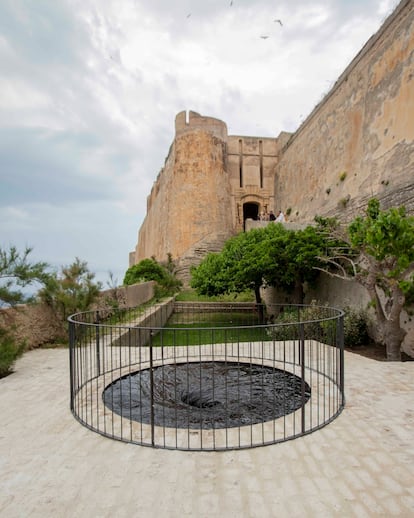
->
xmin=175 ymin=110 xmax=228 ymax=141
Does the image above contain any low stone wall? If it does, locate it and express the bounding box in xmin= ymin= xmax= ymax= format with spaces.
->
xmin=262 ymin=274 xmax=414 ymax=358
xmin=111 ymin=298 xmax=174 ymax=347
xmin=0 ymin=281 xmax=155 ymax=350
xmin=96 ymin=281 xmax=155 ymax=309
xmin=0 ymin=303 xmax=66 ymax=349
xmin=307 ymin=274 xmax=414 ymax=358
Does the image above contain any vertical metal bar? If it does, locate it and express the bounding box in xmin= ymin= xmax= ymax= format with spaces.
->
xmin=300 ymin=322 xmax=306 ymax=434
xmin=95 ymin=311 xmax=101 ymax=376
xmin=338 ymin=314 xmax=345 ymax=403
xmin=149 ymin=330 xmax=155 ymax=447
xmin=69 ymin=320 xmax=75 ymax=412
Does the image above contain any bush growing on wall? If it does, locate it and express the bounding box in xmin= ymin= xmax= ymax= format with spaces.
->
xmin=123 ymin=258 xmax=181 ymax=298
xmin=0 ymin=245 xmax=50 ymax=377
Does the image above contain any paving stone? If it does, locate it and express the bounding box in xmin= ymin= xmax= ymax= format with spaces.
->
xmin=0 ymin=348 xmax=413 ymax=517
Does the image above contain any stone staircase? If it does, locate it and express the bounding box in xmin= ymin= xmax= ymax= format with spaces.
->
xmin=174 ymin=231 xmax=233 ymax=286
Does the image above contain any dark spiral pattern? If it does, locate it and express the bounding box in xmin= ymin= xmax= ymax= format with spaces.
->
xmin=103 ymin=361 xmax=311 ymax=430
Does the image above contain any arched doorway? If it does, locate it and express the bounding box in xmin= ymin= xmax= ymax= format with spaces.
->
xmin=243 ymin=202 xmax=259 ymax=230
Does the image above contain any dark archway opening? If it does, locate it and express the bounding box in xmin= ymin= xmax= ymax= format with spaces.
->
xmin=243 ymin=203 xmax=259 ymax=230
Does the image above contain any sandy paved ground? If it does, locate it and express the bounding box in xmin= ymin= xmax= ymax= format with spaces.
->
xmin=0 ymin=348 xmax=413 ymax=517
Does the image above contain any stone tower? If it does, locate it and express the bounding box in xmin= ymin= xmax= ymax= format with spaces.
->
xmin=131 ymin=110 xmax=290 ymax=282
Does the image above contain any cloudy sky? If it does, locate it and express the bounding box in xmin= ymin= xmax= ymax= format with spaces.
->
xmin=0 ymin=0 xmax=400 ymax=287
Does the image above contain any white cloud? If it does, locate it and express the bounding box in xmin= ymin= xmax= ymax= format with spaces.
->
xmin=0 ymin=0 xmax=402 ymax=286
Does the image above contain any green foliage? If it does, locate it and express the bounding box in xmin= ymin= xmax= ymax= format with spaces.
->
xmin=267 ymin=303 xmax=369 ymax=347
xmin=318 ymin=198 xmax=414 ymax=359
xmin=0 ymin=245 xmax=49 ymax=375
xmin=349 ymin=199 xmax=414 ymax=279
xmin=191 ymin=223 xmax=332 ymax=304
xmin=267 ymin=303 xmax=336 ymax=342
xmin=0 ymin=245 xmax=50 ymax=306
xmin=175 ymin=289 xmax=254 ymax=302
xmin=401 ymin=281 xmax=414 ymax=306
xmin=339 ymin=195 xmax=350 ymax=208
xmin=39 ymin=258 xmax=102 ymax=320
xmin=123 ymin=258 xmax=181 ymax=298
xmin=339 ymin=171 xmax=347 ymax=182
xmin=151 ymin=312 xmax=268 ymax=346
xmin=0 ymin=327 xmax=26 ymax=378
xmin=124 ymin=258 xmax=167 ymax=285
xmin=343 ymin=307 xmax=371 ymax=347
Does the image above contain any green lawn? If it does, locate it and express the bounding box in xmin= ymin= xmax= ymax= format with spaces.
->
xmin=151 ymin=312 xmax=270 ymax=346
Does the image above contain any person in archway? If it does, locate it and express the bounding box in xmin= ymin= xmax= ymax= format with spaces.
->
xmin=275 ymin=210 xmax=285 ymax=222
xmin=269 ymin=210 xmax=276 ymax=221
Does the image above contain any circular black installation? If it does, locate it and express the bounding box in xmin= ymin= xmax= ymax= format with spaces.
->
xmin=69 ymin=301 xmax=345 ymax=450
xmin=103 ymin=361 xmax=311 ymax=429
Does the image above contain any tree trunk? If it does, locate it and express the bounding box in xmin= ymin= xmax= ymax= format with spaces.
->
xmin=294 ymin=279 xmax=305 ymax=304
xmin=384 ymin=321 xmax=405 ymax=361
xmin=254 ymin=285 xmax=265 ymax=323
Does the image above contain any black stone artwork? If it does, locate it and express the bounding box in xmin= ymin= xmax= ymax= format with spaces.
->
xmin=103 ymin=361 xmax=311 ymax=430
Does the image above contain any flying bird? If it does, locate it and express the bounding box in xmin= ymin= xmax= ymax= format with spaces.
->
xmin=274 ymin=19 xmax=283 ymax=26
xmin=260 ymin=35 xmax=270 ymax=39
xmin=186 ymin=13 xmax=191 ymax=18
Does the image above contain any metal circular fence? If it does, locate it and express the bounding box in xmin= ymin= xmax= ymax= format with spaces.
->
xmin=68 ymin=301 xmax=345 ymax=451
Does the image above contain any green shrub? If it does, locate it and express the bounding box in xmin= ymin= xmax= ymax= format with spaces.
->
xmin=266 ymin=303 xmax=370 ymax=346
xmin=0 ymin=328 xmax=26 ymax=378
xmin=175 ymin=289 xmax=254 ymax=302
xmin=266 ymin=302 xmax=336 ymax=342
xmin=124 ymin=258 xmax=167 ymax=285
xmin=124 ymin=258 xmax=182 ymax=298
xmin=343 ymin=306 xmax=371 ymax=347
xmin=39 ymin=258 xmax=101 ymax=321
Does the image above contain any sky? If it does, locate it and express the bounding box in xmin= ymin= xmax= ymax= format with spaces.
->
xmin=0 ymin=0 xmax=401 ymax=288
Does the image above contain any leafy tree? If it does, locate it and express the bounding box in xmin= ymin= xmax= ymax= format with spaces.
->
xmin=264 ymin=224 xmax=329 ymax=302
xmin=191 ymin=223 xmax=329 ymax=305
xmin=190 ymin=253 xmax=229 ymax=297
xmin=318 ymin=199 xmax=414 ymax=361
xmin=124 ymin=258 xmax=167 ymax=285
xmin=123 ymin=257 xmax=181 ymax=297
xmin=39 ymin=258 xmax=102 ymax=320
xmin=0 ymin=245 xmax=50 ymax=377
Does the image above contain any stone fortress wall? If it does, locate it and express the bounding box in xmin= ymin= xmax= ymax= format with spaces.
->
xmin=132 ymin=111 xmax=290 ymax=280
xmin=132 ymin=0 xmax=414 ymax=282
xmin=275 ymin=0 xmax=414 ymax=222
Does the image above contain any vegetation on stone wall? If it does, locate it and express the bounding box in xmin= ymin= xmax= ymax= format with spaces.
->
xmin=190 ymin=223 xmax=332 ymax=306
xmin=316 ymin=198 xmax=414 ymax=361
xmin=123 ymin=257 xmax=181 ymax=298
xmin=0 ymin=246 xmax=50 ymax=377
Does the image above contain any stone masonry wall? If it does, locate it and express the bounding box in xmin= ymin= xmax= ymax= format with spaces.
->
xmin=0 ymin=281 xmax=155 ymax=349
xmin=274 ymin=0 xmax=414 ymax=223
xmin=134 ymin=113 xmax=235 ymax=282
xmin=133 ymin=112 xmax=287 ymax=282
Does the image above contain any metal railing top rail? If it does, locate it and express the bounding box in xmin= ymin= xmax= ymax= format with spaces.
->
xmin=68 ymin=301 xmax=345 ymax=329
